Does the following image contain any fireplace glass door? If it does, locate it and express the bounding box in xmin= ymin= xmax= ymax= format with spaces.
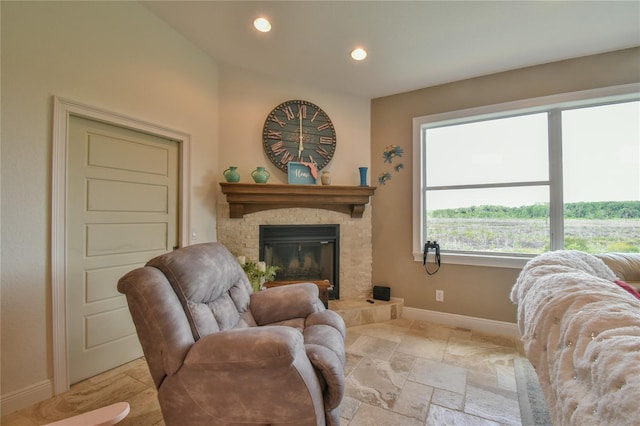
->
xmin=259 ymin=225 xmax=339 ymax=300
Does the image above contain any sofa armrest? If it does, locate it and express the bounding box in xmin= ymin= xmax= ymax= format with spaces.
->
xmin=595 ymin=252 xmax=640 ymax=284
xmin=183 ymin=326 xmax=304 ymax=370
xmin=250 ymin=283 xmax=322 ymax=325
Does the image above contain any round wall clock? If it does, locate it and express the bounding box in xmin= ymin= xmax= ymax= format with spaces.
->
xmin=262 ymin=100 xmax=337 ymax=173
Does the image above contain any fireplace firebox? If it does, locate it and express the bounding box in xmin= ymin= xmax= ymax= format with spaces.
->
xmin=259 ymin=224 xmax=339 ymax=300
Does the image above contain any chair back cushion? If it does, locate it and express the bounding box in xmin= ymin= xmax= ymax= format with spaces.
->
xmin=147 ymin=243 xmax=254 ymax=340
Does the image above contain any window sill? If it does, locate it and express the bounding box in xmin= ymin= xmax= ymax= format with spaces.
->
xmin=413 ymin=252 xmax=532 ymax=269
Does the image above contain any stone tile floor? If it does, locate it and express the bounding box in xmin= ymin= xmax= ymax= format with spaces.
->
xmin=343 ymin=318 xmax=523 ymax=425
xmin=2 ymin=318 xmax=525 ymax=425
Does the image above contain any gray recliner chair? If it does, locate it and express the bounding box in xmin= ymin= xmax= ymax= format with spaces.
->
xmin=117 ymin=242 xmax=346 ymax=426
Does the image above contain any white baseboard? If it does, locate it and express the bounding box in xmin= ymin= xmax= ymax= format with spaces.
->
xmin=402 ymin=306 xmax=520 ymax=338
xmin=1 ymin=379 xmax=53 ymax=416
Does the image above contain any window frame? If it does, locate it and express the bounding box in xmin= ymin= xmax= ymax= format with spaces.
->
xmin=412 ymin=83 xmax=640 ymax=268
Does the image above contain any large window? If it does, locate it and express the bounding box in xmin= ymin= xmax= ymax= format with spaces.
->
xmin=413 ymin=85 xmax=639 ymax=267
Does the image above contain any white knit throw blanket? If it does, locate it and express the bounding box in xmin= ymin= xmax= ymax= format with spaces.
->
xmin=511 ymin=250 xmax=640 ymax=426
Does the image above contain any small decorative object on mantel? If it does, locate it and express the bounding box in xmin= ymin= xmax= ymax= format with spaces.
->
xmin=223 ymin=166 xmax=240 ymax=182
xmin=321 ymin=170 xmax=331 ymax=185
xmin=288 ymin=161 xmax=318 ymax=184
xmin=378 ymin=145 xmax=404 ymax=185
xmin=359 ymin=166 xmax=368 ymax=186
xmin=251 ymin=166 xmax=270 ymax=183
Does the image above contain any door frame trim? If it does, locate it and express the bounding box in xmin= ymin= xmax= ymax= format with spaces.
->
xmin=51 ymin=96 xmax=191 ymax=394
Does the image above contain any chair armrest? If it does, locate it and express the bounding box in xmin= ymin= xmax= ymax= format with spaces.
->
xmin=306 ymin=344 xmax=345 ymax=410
xmin=250 ymin=283 xmax=322 ymax=325
xmin=306 ymin=310 xmax=346 ymax=340
xmin=183 ymin=326 xmax=304 ymax=370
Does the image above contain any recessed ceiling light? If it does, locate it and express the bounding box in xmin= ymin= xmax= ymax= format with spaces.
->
xmin=350 ymin=47 xmax=367 ymax=61
xmin=253 ymin=17 xmax=271 ymax=33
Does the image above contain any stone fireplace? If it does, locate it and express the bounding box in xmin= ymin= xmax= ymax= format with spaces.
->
xmin=216 ymin=186 xmax=373 ymax=300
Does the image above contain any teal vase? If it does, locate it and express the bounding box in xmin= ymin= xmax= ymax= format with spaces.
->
xmin=251 ymin=166 xmax=270 ymax=184
xmin=359 ymin=167 xmax=368 ymax=186
xmin=223 ymin=166 xmax=240 ymax=182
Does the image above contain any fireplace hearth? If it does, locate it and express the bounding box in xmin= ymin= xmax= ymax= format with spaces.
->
xmin=259 ymin=224 xmax=339 ymax=300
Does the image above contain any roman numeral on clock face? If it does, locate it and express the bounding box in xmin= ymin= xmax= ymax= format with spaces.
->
xmin=320 ymin=136 xmax=333 ymax=144
xmin=317 ymin=122 xmax=331 ymax=131
xmin=270 ymin=140 xmax=286 ymax=155
xmin=297 ymin=104 xmax=307 ymax=118
xmin=280 ymin=150 xmax=294 ymax=164
xmin=283 ymin=106 xmax=295 ymax=120
xmin=316 ymin=146 xmax=331 ymax=158
xmin=271 ymin=116 xmax=285 ymax=127
xmin=267 ymin=130 xmax=282 ymax=139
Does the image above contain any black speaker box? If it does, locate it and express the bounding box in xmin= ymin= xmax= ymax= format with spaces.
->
xmin=373 ymin=285 xmax=391 ymax=301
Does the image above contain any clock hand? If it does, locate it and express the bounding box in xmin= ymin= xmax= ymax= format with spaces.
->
xmin=298 ymin=108 xmax=304 ymax=160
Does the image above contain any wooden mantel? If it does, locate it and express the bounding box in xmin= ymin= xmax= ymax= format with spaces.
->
xmin=220 ymin=183 xmax=376 ymax=219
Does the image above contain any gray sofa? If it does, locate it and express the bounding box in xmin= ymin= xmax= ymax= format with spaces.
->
xmin=118 ymin=242 xmax=346 ymax=426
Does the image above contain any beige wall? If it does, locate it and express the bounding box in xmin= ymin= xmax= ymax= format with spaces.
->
xmin=1 ymin=0 xmax=219 ymax=404
xmin=370 ymin=47 xmax=640 ymax=323
xmin=217 ymin=65 xmax=371 ymax=186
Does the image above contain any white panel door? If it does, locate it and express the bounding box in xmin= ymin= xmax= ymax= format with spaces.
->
xmin=67 ymin=115 xmax=179 ymax=384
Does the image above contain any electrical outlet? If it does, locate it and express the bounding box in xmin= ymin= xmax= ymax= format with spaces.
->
xmin=435 ymin=289 xmax=444 ymax=302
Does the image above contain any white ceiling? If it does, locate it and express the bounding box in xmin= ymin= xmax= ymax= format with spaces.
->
xmin=143 ymin=1 xmax=640 ymax=99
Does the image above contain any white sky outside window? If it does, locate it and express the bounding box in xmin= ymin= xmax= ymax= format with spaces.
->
xmin=562 ymin=101 xmax=640 ymax=204
xmin=425 ymin=113 xmax=548 ymax=209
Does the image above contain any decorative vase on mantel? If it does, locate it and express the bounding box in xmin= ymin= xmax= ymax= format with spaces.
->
xmin=359 ymin=167 xmax=368 ymax=186
xmin=321 ymin=170 xmax=331 ymax=185
xmin=251 ymin=166 xmax=270 ymax=184
xmin=223 ymin=166 xmax=240 ymax=182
